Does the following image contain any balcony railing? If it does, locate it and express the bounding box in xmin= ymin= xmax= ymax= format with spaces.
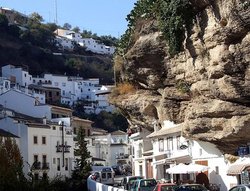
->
xmin=32 ymin=161 xmax=41 ymax=170
xmin=32 ymin=162 xmax=50 ymax=170
xmin=56 ymin=145 xmax=71 ymax=153
xmin=41 ymin=162 xmax=50 ymax=170
xmin=116 ymin=153 xmax=129 ymax=159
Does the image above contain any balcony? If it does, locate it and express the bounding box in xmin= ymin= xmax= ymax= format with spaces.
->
xmin=56 ymin=145 xmax=71 ymax=153
xmin=32 ymin=161 xmax=41 ymax=170
xmin=41 ymin=162 xmax=50 ymax=170
xmin=31 ymin=162 xmax=50 ymax=171
xmin=115 ymin=153 xmax=129 ymax=159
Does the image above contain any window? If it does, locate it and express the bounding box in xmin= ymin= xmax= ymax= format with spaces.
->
xmin=57 ymin=158 xmax=60 ymax=171
xmin=42 ymin=173 xmax=47 ymax=180
xmin=176 ymin=136 xmax=181 ymax=150
xmin=215 ymin=166 xmax=219 ymax=174
xmin=73 ymin=127 xmax=77 ymax=134
xmin=42 ymin=136 xmax=46 ymax=145
xmin=34 ymin=155 xmax=38 ymax=162
xmin=62 ymin=82 xmax=66 ymax=87
xmin=53 ymin=158 xmax=56 ymax=164
xmin=53 ymin=126 xmax=56 ymax=130
xmin=167 ymin=137 xmax=173 ymax=150
xmin=139 ymin=165 xmax=143 ymax=176
xmin=65 ymin=158 xmax=68 ymax=171
xmin=34 ymin=173 xmax=39 ymax=180
xmin=159 ymin=139 xmax=164 ymax=152
xmin=33 ymin=136 xmax=38 ymax=144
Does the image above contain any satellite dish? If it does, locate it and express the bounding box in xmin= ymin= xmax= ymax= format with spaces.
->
xmin=179 ymin=144 xmax=188 ymax=150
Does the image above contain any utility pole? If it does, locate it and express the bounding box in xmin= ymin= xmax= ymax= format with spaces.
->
xmin=59 ymin=121 xmax=65 ymax=167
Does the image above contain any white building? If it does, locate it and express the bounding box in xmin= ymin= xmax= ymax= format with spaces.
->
xmin=87 ymin=130 xmax=130 ymax=166
xmin=2 ymin=64 xmax=32 ymax=87
xmin=0 ymin=110 xmax=75 ymax=180
xmin=128 ymin=126 xmax=153 ymax=178
xmin=54 ymin=29 xmax=115 ymax=55
xmin=0 ymin=77 xmax=11 ymax=94
xmin=2 ymin=65 xmax=114 ymax=113
xmin=147 ymin=120 xmax=237 ymax=191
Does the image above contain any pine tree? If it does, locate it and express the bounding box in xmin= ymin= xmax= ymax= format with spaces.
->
xmin=0 ymin=136 xmax=28 ymax=191
xmin=71 ymin=127 xmax=92 ymax=190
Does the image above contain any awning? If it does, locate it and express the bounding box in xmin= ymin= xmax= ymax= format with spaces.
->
xmin=152 ymin=159 xmax=167 ymax=166
xmin=166 ymin=163 xmax=209 ymax=174
xmin=227 ymin=163 xmax=250 ymax=175
xmin=165 ymin=154 xmax=192 ymax=164
xmin=227 ymin=157 xmax=250 ymax=176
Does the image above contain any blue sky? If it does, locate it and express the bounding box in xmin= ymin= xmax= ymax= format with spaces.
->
xmin=0 ymin=0 xmax=137 ymax=37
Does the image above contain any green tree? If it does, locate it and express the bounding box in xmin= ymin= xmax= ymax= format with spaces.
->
xmin=72 ymin=127 xmax=92 ymax=190
xmin=29 ymin=12 xmax=44 ymax=23
xmin=63 ymin=23 xmax=72 ymax=30
xmin=0 ymin=137 xmax=27 ymax=191
xmin=0 ymin=14 xmax=8 ymax=31
xmin=72 ymin=26 xmax=80 ymax=33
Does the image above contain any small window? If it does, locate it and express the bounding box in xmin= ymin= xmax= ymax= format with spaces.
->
xmin=73 ymin=127 xmax=77 ymax=134
xmin=34 ymin=136 xmax=38 ymax=144
xmin=53 ymin=126 xmax=56 ymax=130
xmin=34 ymin=173 xmax=39 ymax=180
xmin=42 ymin=136 xmax=46 ymax=145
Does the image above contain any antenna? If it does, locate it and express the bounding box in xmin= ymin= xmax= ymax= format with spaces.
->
xmin=54 ymin=0 xmax=58 ymax=24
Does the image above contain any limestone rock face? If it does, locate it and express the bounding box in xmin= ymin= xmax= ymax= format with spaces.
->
xmin=111 ymin=0 xmax=250 ymax=154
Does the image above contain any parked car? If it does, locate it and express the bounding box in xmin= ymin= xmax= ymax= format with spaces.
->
xmin=112 ymin=165 xmax=123 ymax=176
xmin=131 ymin=178 xmax=157 ymax=191
xmin=229 ymin=184 xmax=250 ymax=191
xmin=120 ymin=176 xmax=144 ymax=190
xmin=175 ymin=184 xmax=208 ymax=191
xmin=90 ymin=171 xmax=100 ymax=182
xmin=153 ymin=183 xmax=177 ymax=191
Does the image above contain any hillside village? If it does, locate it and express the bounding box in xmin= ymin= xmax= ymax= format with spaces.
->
xmin=1 ymin=2 xmax=250 ymax=191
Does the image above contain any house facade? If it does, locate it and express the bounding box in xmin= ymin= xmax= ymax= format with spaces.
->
xmin=86 ymin=129 xmax=130 ymax=166
xmin=1 ymin=65 xmax=114 ymax=114
xmin=128 ymin=126 xmax=153 ymax=178
xmin=146 ymin=120 xmax=237 ymax=191
xmin=54 ymin=29 xmax=115 ymax=55
xmin=0 ymin=112 xmax=75 ymax=180
xmin=0 ymin=7 xmax=28 ymax=25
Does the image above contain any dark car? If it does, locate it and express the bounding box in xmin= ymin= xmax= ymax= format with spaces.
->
xmin=112 ymin=165 xmax=123 ymax=176
xmin=120 ymin=176 xmax=144 ymax=190
xmin=175 ymin=184 xmax=208 ymax=191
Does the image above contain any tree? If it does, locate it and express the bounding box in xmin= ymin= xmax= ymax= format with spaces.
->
xmin=63 ymin=23 xmax=72 ymax=30
xmin=72 ymin=127 xmax=92 ymax=190
xmin=0 ymin=14 xmax=8 ymax=31
xmin=29 ymin=12 xmax=44 ymax=23
xmin=72 ymin=26 xmax=80 ymax=33
xmin=0 ymin=137 xmax=27 ymax=191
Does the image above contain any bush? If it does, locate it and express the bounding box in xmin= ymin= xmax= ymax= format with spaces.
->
xmin=116 ymin=82 xmax=137 ymax=95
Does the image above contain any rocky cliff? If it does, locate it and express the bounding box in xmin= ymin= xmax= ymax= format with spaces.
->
xmin=111 ymin=0 xmax=250 ymax=155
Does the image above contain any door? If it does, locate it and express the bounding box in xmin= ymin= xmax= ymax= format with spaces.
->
xmin=147 ymin=159 xmax=153 ymax=178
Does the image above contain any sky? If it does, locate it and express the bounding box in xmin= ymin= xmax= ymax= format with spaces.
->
xmin=0 ymin=0 xmax=137 ymax=38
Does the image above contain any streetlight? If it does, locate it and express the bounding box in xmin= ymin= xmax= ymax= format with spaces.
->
xmin=58 ymin=121 xmax=65 ymax=167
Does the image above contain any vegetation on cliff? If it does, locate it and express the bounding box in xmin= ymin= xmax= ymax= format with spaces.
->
xmin=116 ymin=0 xmax=194 ymax=57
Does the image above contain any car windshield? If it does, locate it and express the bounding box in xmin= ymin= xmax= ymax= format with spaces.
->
xmin=141 ymin=179 xmax=157 ymax=187
xmin=177 ymin=185 xmax=208 ymax=191
xmin=161 ymin=185 xmax=177 ymax=191
xmin=128 ymin=178 xmax=143 ymax=189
